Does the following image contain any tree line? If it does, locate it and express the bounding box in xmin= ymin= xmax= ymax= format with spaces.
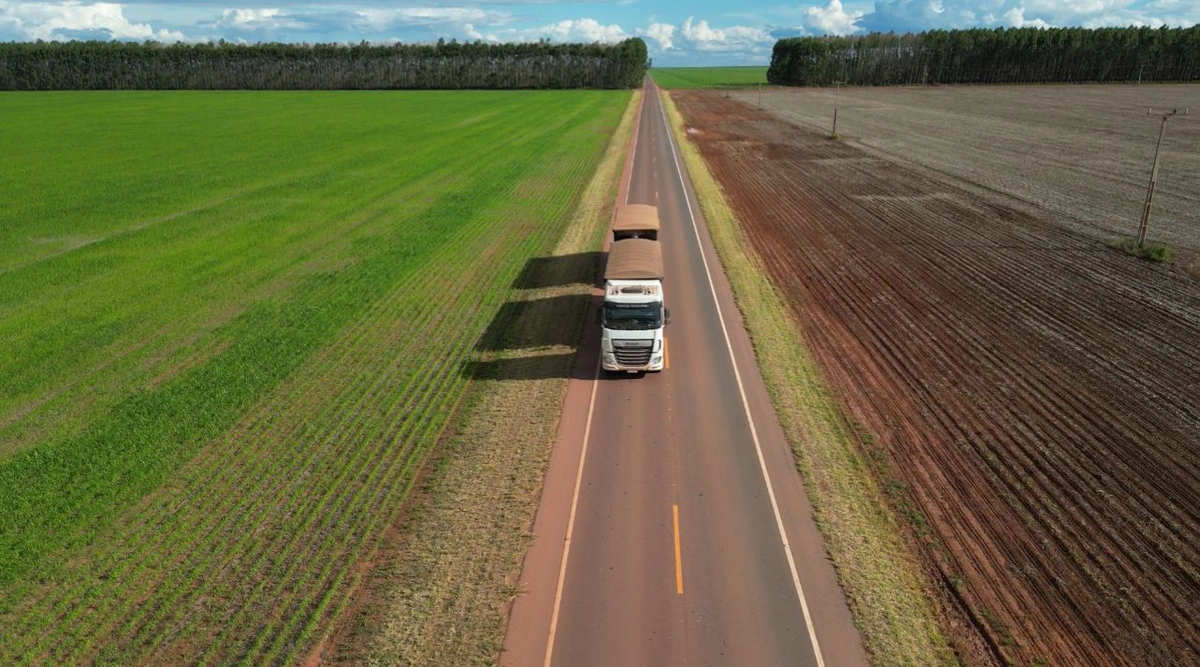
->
xmin=768 ymin=26 xmax=1200 ymax=86
xmin=0 ymin=38 xmax=649 ymax=90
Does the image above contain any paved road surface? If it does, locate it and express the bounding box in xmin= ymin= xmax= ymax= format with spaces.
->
xmin=501 ymin=79 xmax=869 ymax=667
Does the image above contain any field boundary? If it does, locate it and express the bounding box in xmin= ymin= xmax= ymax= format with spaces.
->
xmin=660 ymin=91 xmax=961 ymax=667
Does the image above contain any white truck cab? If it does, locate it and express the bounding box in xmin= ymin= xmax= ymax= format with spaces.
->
xmin=600 ymin=238 xmax=669 ymax=373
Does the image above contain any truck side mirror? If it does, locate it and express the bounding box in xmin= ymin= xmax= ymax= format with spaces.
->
xmin=595 ymin=307 xmax=603 ymax=325
xmin=664 ymin=308 xmax=671 ymax=325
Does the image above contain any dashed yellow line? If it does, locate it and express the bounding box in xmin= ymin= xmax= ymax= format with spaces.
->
xmin=673 ymin=504 xmax=684 ymax=595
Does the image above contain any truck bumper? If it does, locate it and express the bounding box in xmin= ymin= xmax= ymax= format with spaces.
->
xmin=602 ymin=353 xmax=664 ymax=373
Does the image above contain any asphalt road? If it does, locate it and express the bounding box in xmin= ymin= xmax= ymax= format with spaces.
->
xmin=501 ymin=79 xmax=869 ymax=667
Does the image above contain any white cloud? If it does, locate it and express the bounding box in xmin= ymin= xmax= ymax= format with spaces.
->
xmin=641 ymin=21 xmax=675 ymax=49
xmin=996 ymin=6 xmax=1050 ymax=28
xmin=215 ymin=8 xmax=307 ymax=31
xmin=679 ymin=16 xmax=771 ymax=53
xmin=533 ymin=18 xmax=628 ymax=42
xmin=805 ymin=0 xmax=864 ymax=34
xmin=478 ymin=17 xmax=629 ymax=44
xmin=1020 ymin=0 xmax=1130 ymax=17
xmin=353 ymin=7 xmax=507 ymax=32
xmin=0 ymin=0 xmax=186 ymax=41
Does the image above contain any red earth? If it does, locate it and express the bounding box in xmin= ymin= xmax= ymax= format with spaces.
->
xmin=673 ymin=91 xmax=1200 ymax=667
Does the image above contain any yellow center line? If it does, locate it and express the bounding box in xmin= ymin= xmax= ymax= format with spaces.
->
xmin=673 ymin=504 xmax=684 ymax=595
xmin=664 ymin=336 xmax=670 ymax=369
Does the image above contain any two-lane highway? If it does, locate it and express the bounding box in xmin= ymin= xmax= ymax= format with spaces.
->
xmin=502 ymin=79 xmax=869 ymax=667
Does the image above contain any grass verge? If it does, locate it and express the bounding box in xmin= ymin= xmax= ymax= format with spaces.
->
xmin=320 ymin=91 xmax=642 ymax=667
xmin=661 ymin=91 xmax=958 ymax=666
xmin=1110 ymin=236 xmax=1173 ymax=263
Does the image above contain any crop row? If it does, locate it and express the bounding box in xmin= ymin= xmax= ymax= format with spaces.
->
xmin=0 ymin=90 xmax=627 ymax=664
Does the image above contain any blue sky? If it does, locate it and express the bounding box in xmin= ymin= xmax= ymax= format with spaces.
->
xmin=0 ymin=0 xmax=1197 ymax=65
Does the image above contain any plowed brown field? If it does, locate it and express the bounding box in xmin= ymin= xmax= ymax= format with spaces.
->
xmin=732 ymin=84 xmax=1200 ymax=272
xmin=673 ymin=91 xmax=1200 ymax=667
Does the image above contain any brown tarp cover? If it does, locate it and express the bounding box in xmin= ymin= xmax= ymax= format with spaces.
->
xmin=605 ymin=238 xmax=664 ymax=280
xmin=612 ymin=204 xmax=661 ymax=234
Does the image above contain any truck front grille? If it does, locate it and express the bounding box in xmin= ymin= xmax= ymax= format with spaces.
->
xmin=614 ymin=347 xmax=653 ymax=366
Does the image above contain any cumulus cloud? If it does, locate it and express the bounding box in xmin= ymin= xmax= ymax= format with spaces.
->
xmin=804 ymin=0 xmax=863 ymax=34
xmin=353 ymin=7 xmax=507 ymax=32
xmin=642 ymin=21 xmax=674 ymax=49
xmin=994 ymin=6 xmax=1050 ymax=28
xmin=0 ymin=0 xmax=186 ymax=41
xmin=632 ymin=16 xmax=773 ymax=62
xmin=476 ymin=17 xmax=629 ymax=44
xmin=215 ymin=8 xmax=308 ymax=31
xmin=534 ymin=18 xmax=628 ymax=42
xmin=679 ymin=17 xmax=771 ymax=53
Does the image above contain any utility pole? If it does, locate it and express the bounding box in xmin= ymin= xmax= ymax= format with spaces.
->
xmin=1137 ymin=107 xmax=1189 ymax=248
xmin=831 ymin=81 xmax=844 ymax=138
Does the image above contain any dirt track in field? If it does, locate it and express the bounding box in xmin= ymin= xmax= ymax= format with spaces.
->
xmin=673 ymin=91 xmax=1200 ymax=667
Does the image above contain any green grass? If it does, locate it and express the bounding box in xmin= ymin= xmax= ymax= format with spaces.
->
xmin=650 ymin=66 xmax=768 ymax=89
xmin=0 ymin=89 xmax=629 ymax=664
xmin=1110 ymin=236 xmax=1173 ymax=263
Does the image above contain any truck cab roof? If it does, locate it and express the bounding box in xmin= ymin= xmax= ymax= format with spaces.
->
xmin=605 ymin=279 xmax=662 ymax=303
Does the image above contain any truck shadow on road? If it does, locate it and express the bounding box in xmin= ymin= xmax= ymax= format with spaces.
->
xmin=463 ymin=251 xmax=605 ymax=382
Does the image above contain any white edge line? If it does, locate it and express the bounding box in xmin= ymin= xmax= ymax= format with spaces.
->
xmin=542 ymin=357 xmax=600 ymax=667
xmin=654 ymin=86 xmax=828 ymax=667
xmin=624 ymin=88 xmax=643 ymax=207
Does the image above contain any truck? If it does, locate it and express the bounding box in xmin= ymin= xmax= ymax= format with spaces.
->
xmin=599 ymin=237 xmax=669 ymax=373
xmin=612 ymin=204 xmax=660 ymax=241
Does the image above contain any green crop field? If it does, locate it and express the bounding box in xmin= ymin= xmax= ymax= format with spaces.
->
xmin=0 ymin=89 xmax=629 ymax=664
xmin=650 ymin=66 xmax=769 ymax=89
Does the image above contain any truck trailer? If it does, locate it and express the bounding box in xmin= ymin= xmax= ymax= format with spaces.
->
xmin=612 ymin=204 xmax=660 ymax=241
xmin=600 ymin=238 xmax=668 ymax=373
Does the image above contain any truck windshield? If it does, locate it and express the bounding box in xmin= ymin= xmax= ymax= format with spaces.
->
xmin=603 ymin=301 xmax=662 ymax=330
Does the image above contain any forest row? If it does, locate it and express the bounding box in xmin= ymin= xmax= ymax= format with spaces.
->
xmin=0 ymin=39 xmax=649 ymax=90
xmin=768 ymin=26 xmax=1200 ymax=86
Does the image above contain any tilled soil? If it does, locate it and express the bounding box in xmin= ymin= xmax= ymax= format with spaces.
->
xmin=673 ymin=91 xmax=1200 ymax=667
xmin=732 ymin=84 xmax=1200 ymax=272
